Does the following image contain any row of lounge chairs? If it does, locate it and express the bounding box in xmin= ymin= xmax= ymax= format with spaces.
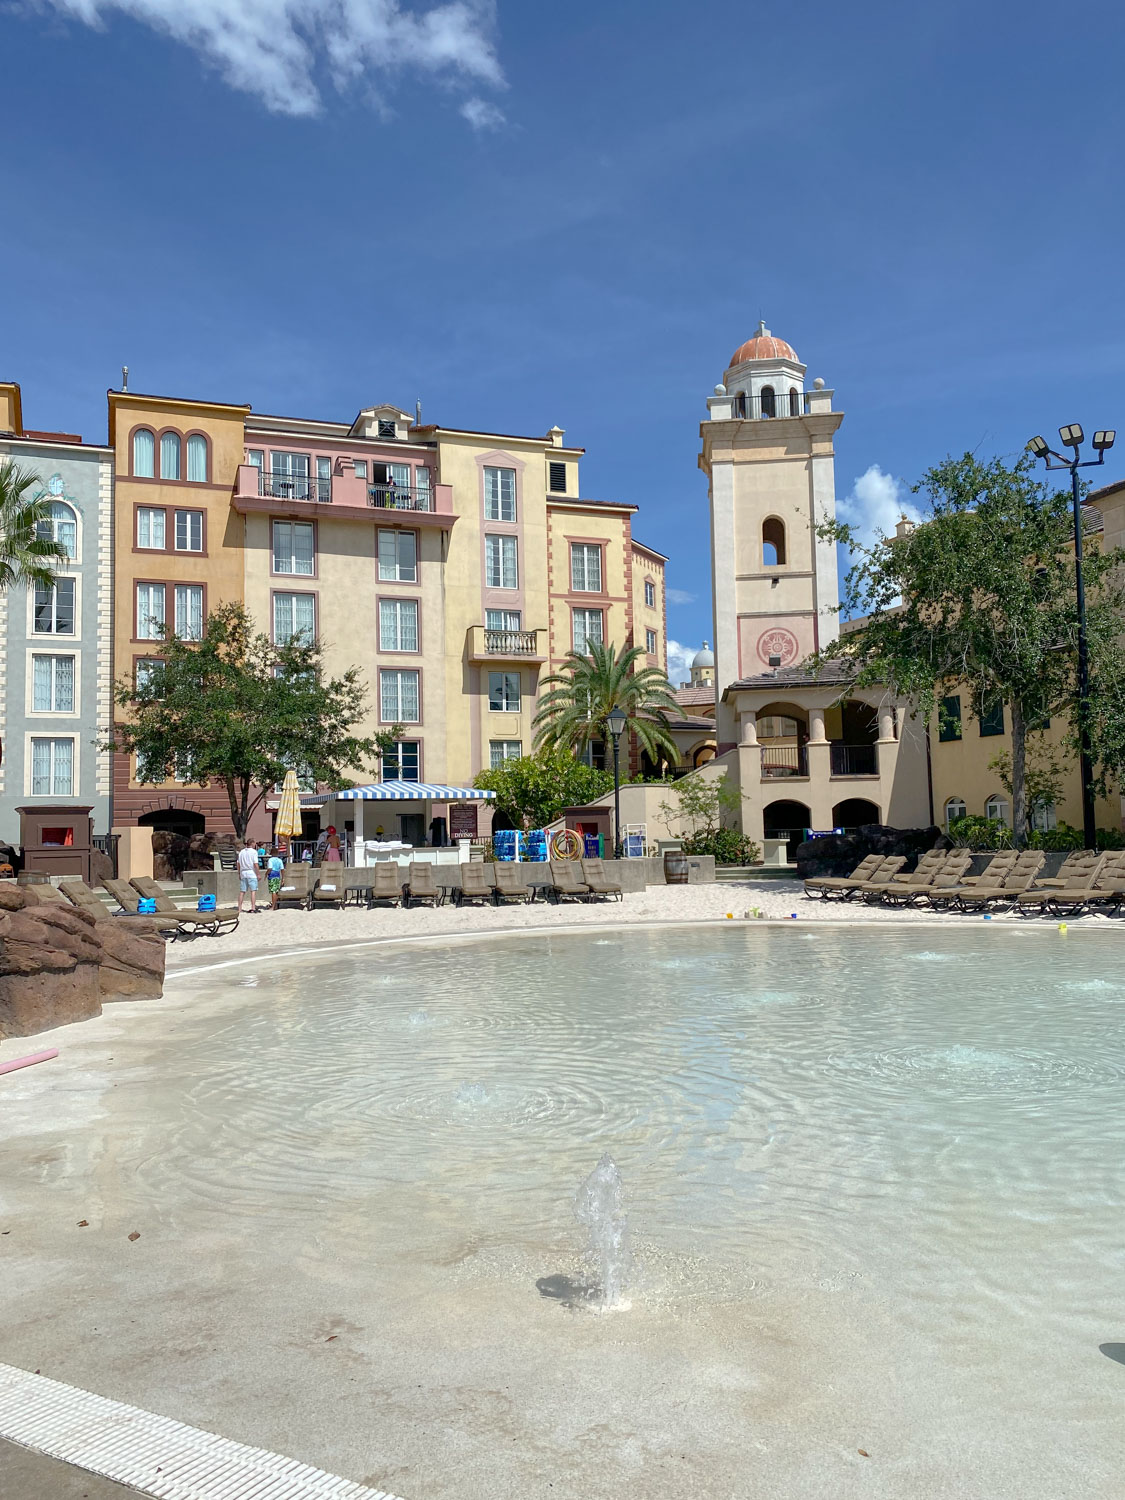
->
xmin=302 ymin=858 xmax=623 ymax=909
xmin=25 ymin=876 xmax=239 ymax=938
xmin=805 ymin=848 xmax=1125 ymax=915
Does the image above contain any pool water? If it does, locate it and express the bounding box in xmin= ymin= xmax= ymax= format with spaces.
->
xmin=4 ymin=924 xmax=1125 ymax=1499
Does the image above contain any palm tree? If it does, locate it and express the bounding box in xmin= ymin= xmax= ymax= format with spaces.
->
xmin=533 ymin=640 xmax=683 ymax=765
xmin=0 ymin=460 xmax=69 ymax=591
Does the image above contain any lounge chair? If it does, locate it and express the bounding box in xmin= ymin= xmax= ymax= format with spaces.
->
xmin=1015 ymin=854 xmax=1108 ymax=917
xmin=402 ymin=863 xmax=440 ymax=908
xmin=130 ymin=876 xmax=241 ymax=936
xmin=858 ymin=849 xmax=952 ymax=905
xmin=804 ymin=853 xmax=901 ymax=901
xmin=581 ymin=858 xmax=623 ymax=901
xmin=931 ymin=850 xmax=1046 ymax=912
xmin=1066 ymin=851 xmax=1125 ymax=917
xmin=276 ymin=864 xmax=309 ymax=908
xmin=308 ymin=873 xmax=346 ymax=909
xmin=104 ymin=879 xmax=213 ymax=939
xmin=542 ymin=860 xmax=592 ymax=904
xmin=368 ymin=861 xmax=403 ymax=907
xmin=57 ymin=879 xmax=166 ymax=933
xmin=455 ymin=863 xmax=493 ymax=907
xmin=1028 ymin=849 xmax=1104 ymax=890
xmin=492 ymin=863 xmax=531 ymax=905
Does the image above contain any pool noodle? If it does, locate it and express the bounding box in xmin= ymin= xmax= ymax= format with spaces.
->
xmin=0 ymin=1049 xmax=59 ymax=1076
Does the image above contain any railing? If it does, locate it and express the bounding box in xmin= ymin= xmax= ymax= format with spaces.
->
xmin=257 ymin=472 xmax=332 ymax=502
xmin=761 ymin=744 xmax=808 ymax=778
xmin=368 ymin=485 xmax=432 ymax=512
xmin=731 ymin=391 xmax=810 ymax=421
xmin=484 ymin=628 xmax=539 ymax=656
xmin=92 ymin=833 xmax=119 ymax=879
xmin=830 ymin=743 xmax=878 ymax=776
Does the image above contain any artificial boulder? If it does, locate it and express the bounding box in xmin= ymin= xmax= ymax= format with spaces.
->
xmin=0 ymin=885 xmax=166 ymax=1039
xmin=794 ymin=823 xmax=944 ymax=881
xmin=151 ymin=831 xmax=217 ymax=881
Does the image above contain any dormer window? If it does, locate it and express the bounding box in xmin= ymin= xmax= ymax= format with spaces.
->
xmin=378 ymin=419 xmax=397 ymax=439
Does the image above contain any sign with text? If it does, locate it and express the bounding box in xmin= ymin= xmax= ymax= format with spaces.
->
xmin=449 ymin=804 xmax=478 ymax=841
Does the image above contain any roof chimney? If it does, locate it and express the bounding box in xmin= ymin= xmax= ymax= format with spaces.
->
xmin=121 ymin=365 xmax=129 ymax=392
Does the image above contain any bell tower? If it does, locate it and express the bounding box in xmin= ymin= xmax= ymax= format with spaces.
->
xmin=699 ymin=322 xmax=843 ymax=747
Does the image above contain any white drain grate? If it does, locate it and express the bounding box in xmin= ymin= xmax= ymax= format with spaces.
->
xmin=0 ymin=1362 xmax=406 ymax=1500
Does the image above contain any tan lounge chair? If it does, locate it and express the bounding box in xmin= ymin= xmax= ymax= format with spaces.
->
xmin=455 ymin=863 xmax=493 ymax=907
xmin=862 ymin=849 xmax=971 ymax=906
xmin=104 ymin=879 xmax=212 ymax=939
xmin=581 ymin=858 xmax=623 ymax=901
xmin=931 ymin=850 xmax=1046 ymax=912
xmin=1028 ymin=849 xmax=1104 ymax=890
xmin=367 ymin=861 xmax=403 ymax=907
xmin=402 ymin=863 xmax=440 ymax=908
xmin=493 ymin=863 xmax=531 ymax=905
xmin=804 ymin=853 xmax=900 ymax=901
xmin=1015 ymin=854 xmax=1108 ymax=917
xmin=130 ymin=876 xmax=241 ymax=935
xmin=276 ymin=864 xmax=309 ymax=908
xmin=308 ymin=873 xmax=346 ymax=908
xmin=1066 ymin=851 xmax=1125 ymax=916
xmin=543 ymin=860 xmax=591 ymax=903
xmin=57 ymin=879 xmax=166 ymax=934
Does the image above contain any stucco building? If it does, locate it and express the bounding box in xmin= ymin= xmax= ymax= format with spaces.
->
xmin=0 ymin=383 xmax=114 ymax=845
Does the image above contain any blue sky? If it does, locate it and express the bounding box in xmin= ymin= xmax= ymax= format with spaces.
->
xmin=3 ymin=0 xmax=1124 ymax=680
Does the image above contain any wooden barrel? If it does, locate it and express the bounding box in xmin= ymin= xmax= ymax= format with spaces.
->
xmin=664 ymin=850 xmax=689 ymax=885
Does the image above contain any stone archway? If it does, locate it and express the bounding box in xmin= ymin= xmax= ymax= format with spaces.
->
xmin=138 ymin=807 xmax=207 ymax=839
xmin=832 ymin=797 xmax=880 ymax=832
xmin=763 ymin=798 xmax=812 ymax=861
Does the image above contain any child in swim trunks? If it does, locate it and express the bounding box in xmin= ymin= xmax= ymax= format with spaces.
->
xmin=267 ymin=850 xmax=285 ymax=909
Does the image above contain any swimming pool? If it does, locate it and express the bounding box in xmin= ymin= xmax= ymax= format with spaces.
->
xmin=3 ymin=923 xmax=1124 ymax=1499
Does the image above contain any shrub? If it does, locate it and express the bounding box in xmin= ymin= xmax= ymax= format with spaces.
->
xmin=1028 ymin=822 xmax=1084 ymax=852
xmin=682 ymin=828 xmax=761 ymax=865
xmin=947 ymin=815 xmax=1014 ymax=850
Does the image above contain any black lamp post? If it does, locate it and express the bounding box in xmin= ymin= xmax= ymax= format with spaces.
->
xmin=606 ymin=706 xmax=627 ymax=859
xmin=1027 ymin=424 xmax=1116 ymax=849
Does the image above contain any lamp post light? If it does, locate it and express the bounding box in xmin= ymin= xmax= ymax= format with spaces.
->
xmin=606 ymin=706 xmax=627 ymax=859
xmin=1027 ymin=424 xmax=1116 ymax=849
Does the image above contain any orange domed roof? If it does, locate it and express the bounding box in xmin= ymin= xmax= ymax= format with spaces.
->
xmin=729 ymin=321 xmax=799 ymax=367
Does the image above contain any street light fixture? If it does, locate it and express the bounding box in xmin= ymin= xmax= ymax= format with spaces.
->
xmin=606 ymin=706 xmax=627 ymax=859
xmin=1026 ymin=423 xmax=1115 ymax=848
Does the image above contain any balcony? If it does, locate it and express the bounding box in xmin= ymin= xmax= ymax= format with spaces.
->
xmin=830 ymin=743 xmax=878 ymax=776
xmin=761 ymin=744 xmax=808 ymax=779
xmin=467 ymin=626 xmax=547 ymax=663
xmin=368 ymin=484 xmax=432 ymax=513
xmin=231 ymin=464 xmax=456 ymax=529
xmin=732 ymin=391 xmax=811 ymax=421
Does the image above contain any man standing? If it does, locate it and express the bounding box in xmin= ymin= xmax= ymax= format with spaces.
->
xmin=237 ymin=838 xmax=260 ymax=914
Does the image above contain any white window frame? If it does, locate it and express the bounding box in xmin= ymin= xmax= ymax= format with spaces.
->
xmin=944 ymin=797 xmax=967 ymax=829
xmin=27 ymin=735 xmax=76 ymax=796
xmin=136 ymin=582 xmax=166 ymax=641
xmin=174 ymin=509 xmax=204 ymax=553
xmin=186 ymin=433 xmax=208 ymax=483
xmin=490 ymin=740 xmax=522 ymax=768
xmin=485 ymin=534 xmax=518 ymax=589
xmin=644 ymin=579 xmax=656 ymax=608
xmin=173 ymin=584 xmax=204 ymax=641
xmin=29 ymin=651 xmax=78 ymax=716
xmin=984 ymin=795 xmax=1011 ymax=827
xmin=272 ymin=520 xmax=315 ymax=576
xmin=646 ymin=628 xmax=658 ymax=655
xmin=37 ymin=499 xmax=79 ymax=561
xmin=382 ymin=740 xmax=421 ymax=781
xmin=135 ymin=658 xmax=165 ymax=696
xmin=378 ymin=529 xmax=417 ymax=582
xmin=32 ymin=577 xmax=78 ymax=637
xmin=136 ymin=507 xmax=166 ymax=550
xmin=486 ymin=608 xmax=522 ymax=632
xmin=570 ymin=543 xmax=602 ymax=593
xmin=379 ymin=598 xmax=419 ymax=653
xmin=380 ymin=669 xmax=420 ymax=724
xmin=484 ymin=466 xmax=517 ymax=522
xmin=572 ymin=607 xmax=603 ymax=653
xmin=273 ymin=591 xmax=316 ymax=646
xmin=488 ymin=671 xmax=521 ymax=713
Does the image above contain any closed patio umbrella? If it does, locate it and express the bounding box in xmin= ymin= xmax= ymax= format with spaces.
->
xmin=275 ymin=769 xmax=303 ymax=842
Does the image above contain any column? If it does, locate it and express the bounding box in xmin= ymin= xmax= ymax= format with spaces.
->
xmin=877 ymin=706 xmax=896 ymax=743
xmin=739 ymin=710 xmax=758 ymax=745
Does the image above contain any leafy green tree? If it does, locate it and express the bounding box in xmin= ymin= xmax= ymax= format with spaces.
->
xmin=658 ymin=772 xmax=759 ymax=864
xmin=108 ymin=602 xmax=377 ymax=840
xmin=0 ymin=459 xmax=69 ymax=590
xmin=823 ymin=452 xmax=1125 ymax=845
xmin=532 ymin=640 xmax=682 ymax=764
xmin=987 ymin=740 xmax=1067 ymax=820
xmin=473 ymin=749 xmax=613 ymax=829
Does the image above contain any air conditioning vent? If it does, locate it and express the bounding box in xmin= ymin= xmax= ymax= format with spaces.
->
xmin=548 ymin=461 xmax=567 ymax=493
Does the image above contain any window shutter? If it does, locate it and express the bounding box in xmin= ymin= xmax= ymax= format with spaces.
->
xmin=549 ymin=461 xmax=567 ymax=493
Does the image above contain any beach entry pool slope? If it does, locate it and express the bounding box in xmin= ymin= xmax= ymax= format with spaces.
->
xmin=1 ymin=925 xmax=1124 ymax=1500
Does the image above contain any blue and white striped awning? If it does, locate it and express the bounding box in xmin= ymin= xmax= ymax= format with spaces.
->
xmin=300 ymin=780 xmax=495 ymax=806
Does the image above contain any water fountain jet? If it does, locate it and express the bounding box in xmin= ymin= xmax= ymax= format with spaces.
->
xmin=575 ymin=1153 xmax=631 ymax=1308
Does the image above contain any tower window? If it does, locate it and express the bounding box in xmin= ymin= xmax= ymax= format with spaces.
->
xmin=760 ymin=385 xmax=776 ymax=419
xmin=762 ymin=516 xmax=786 ymax=566
xmin=789 ymin=387 xmax=801 ymax=416
xmin=733 ymin=391 xmax=747 ymax=419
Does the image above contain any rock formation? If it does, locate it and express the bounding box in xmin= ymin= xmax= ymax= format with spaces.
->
xmin=0 ymin=885 xmax=166 ymax=1039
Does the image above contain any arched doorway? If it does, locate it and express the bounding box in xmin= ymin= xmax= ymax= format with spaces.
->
xmin=763 ymin=798 xmax=811 ymax=862
xmin=832 ymin=797 xmax=880 ymax=832
xmin=138 ymin=807 xmax=206 ymax=839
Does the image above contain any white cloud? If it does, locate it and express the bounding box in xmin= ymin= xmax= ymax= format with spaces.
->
xmin=40 ymin=0 xmax=505 ymax=119
xmin=838 ymin=464 xmax=921 ymax=554
xmin=665 ymin=587 xmax=695 ymax=606
xmin=459 ymin=95 xmax=505 ymax=130
xmin=666 ymin=639 xmax=696 ymax=686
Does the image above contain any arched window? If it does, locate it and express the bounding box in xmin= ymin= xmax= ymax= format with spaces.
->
xmin=1031 ymin=802 xmax=1058 ymax=833
xmin=733 ymin=391 xmax=747 ymax=419
xmin=186 ymin=434 xmax=208 ymax=483
xmin=984 ymin=794 xmax=1011 ymax=827
xmin=36 ymin=495 xmax=78 ymax=559
xmin=944 ymin=796 xmax=966 ymax=830
xmin=133 ymin=428 xmax=155 ymax=477
xmin=759 ymin=385 xmax=776 ymax=419
xmin=762 ymin=516 xmax=786 ymax=566
xmin=160 ymin=431 xmax=181 ymax=480
xmin=789 ymin=387 xmax=801 ymax=416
